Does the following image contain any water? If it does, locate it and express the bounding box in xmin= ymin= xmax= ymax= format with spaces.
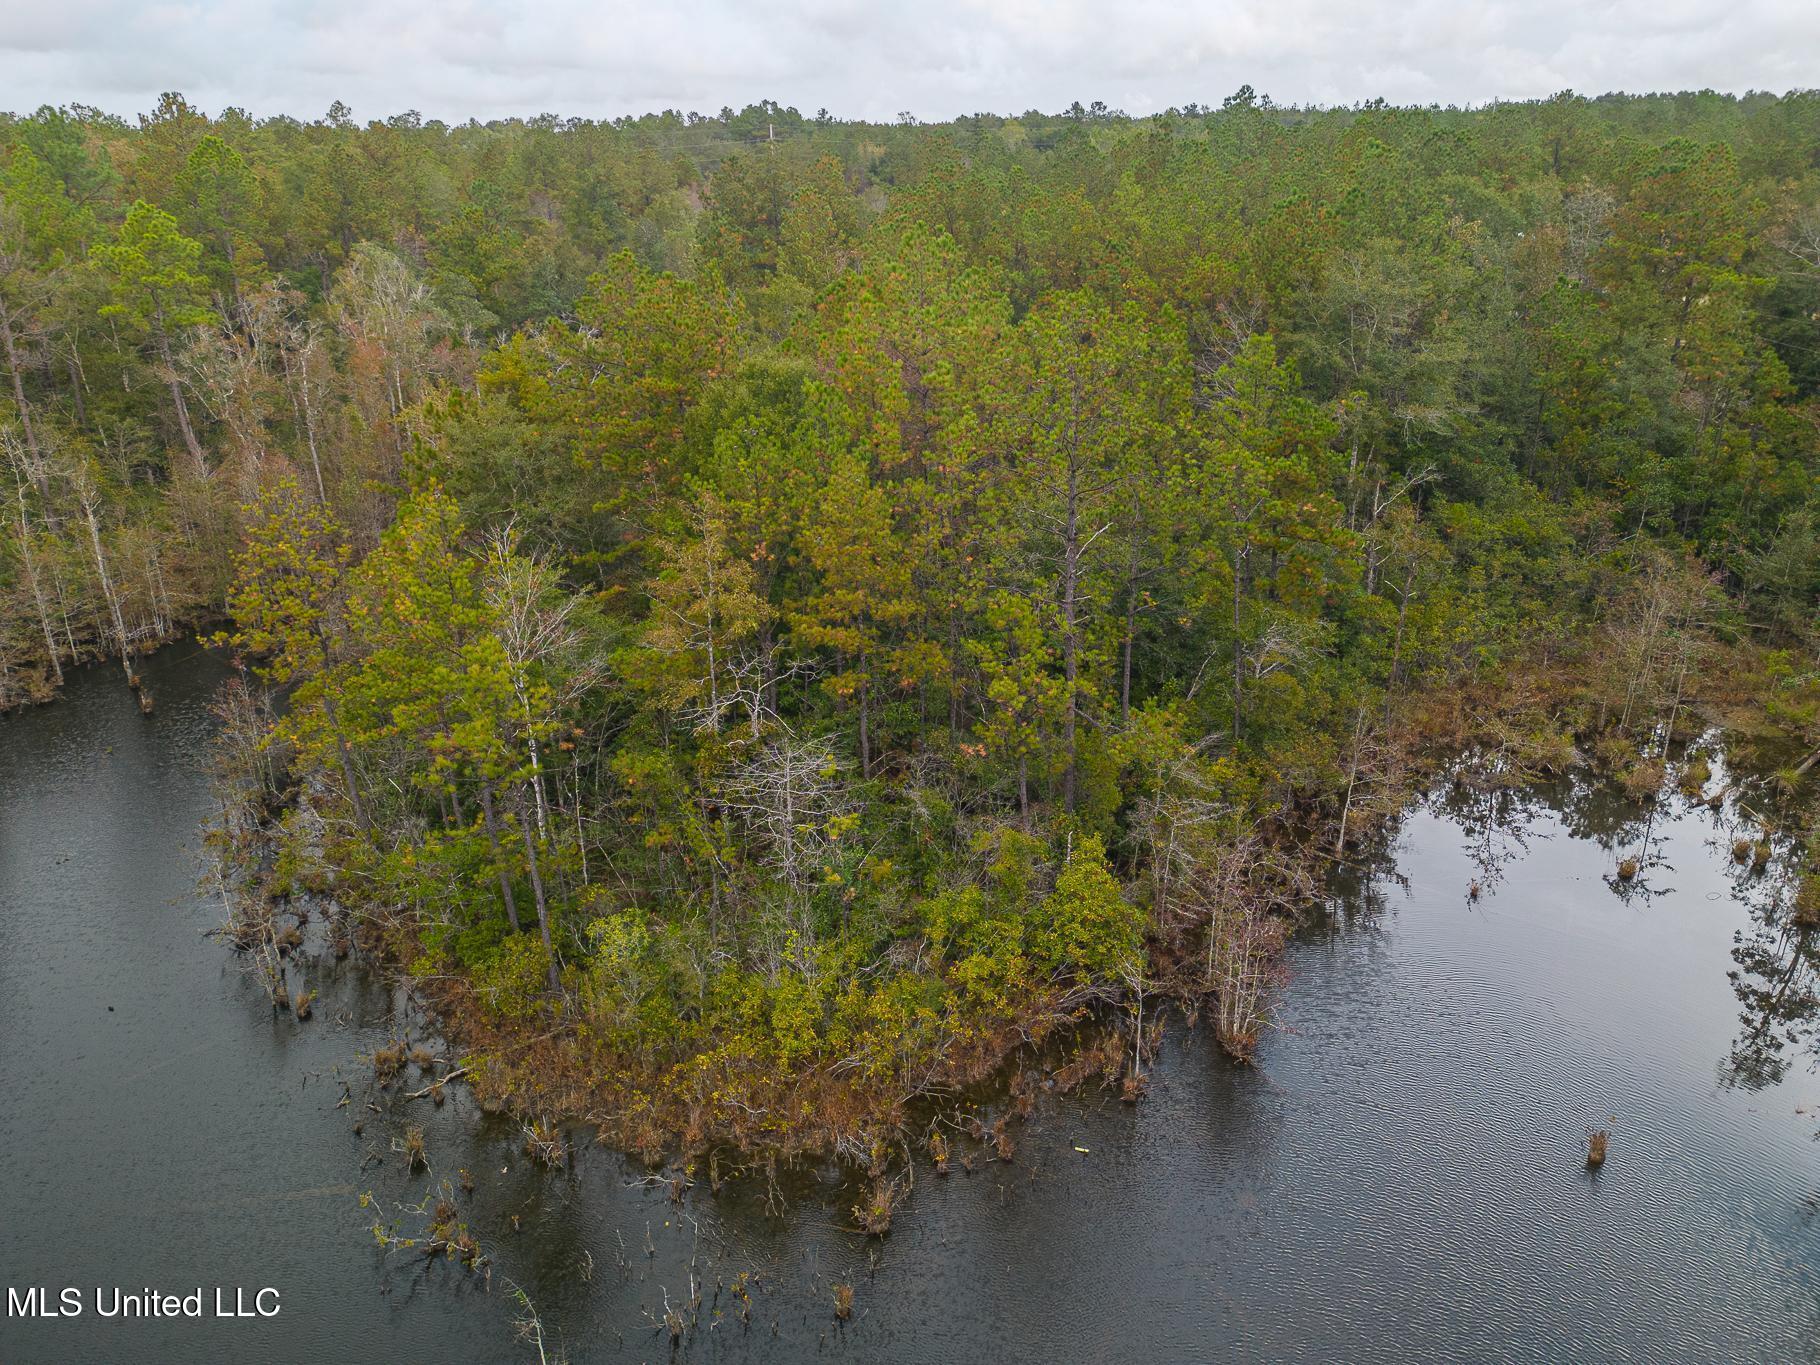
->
xmin=3 ymin=648 xmax=1819 ymax=1363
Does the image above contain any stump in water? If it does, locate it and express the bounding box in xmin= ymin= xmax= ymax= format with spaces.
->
xmin=1586 ymin=1130 xmax=1609 ymax=1168
xmin=1732 ymin=838 xmax=1754 ymax=863
xmin=1616 ymin=857 xmax=1639 ymax=881
xmin=137 ymin=690 xmax=155 ymax=715
xmin=833 ymin=1283 xmax=854 ymax=1321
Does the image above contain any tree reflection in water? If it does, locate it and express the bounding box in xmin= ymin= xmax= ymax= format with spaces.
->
xmin=1720 ymin=752 xmax=1818 ymax=1091
xmin=1431 ymin=750 xmax=1551 ymax=900
xmin=1426 ymin=740 xmax=1820 ymax=1089
xmin=1727 ymin=914 xmax=1819 ymax=1088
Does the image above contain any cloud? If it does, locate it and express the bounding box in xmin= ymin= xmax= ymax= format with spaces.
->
xmin=0 ymin=0 xmax=1812 ymax=123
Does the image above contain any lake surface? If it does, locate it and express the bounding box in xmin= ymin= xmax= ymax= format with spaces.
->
xmin=3 ymin=646 xmax=1818 ymax=1363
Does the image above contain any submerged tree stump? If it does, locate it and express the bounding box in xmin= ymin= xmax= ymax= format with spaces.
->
xmin=1586 ymin=1130 xmax=1609 ymax=1168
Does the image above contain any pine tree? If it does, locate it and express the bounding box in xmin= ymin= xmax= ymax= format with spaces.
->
xmin=91 ymin=200 xmax=216 ymax=473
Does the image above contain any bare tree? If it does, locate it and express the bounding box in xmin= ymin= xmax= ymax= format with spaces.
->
xmin=718 ymin=732 xmax=852 ymax=895
xmin=1183 ymin=829 xmax=1308 ymax=1059
xmin=484 ymin=523 xmax=605 ymax=843
xmin=717 ymin=731 xmax=855 ymax=979
xmin=1778 ymin=202 xmax=1820 ymax=278
xmin=2 ymin=425 xmax=62 ymax=684
xmin=332 ymin=243 xmax=447 ymax=443
xmin=69 ymin=456 xmax=137 ymax=690
xmin=1560 ymin=186 xmax=1617 ymax=284
xmin=277 ymin=310 xmax=333 ymax=503
xmin=182 ymin=310 xmax=275 ymax=493
xmin=0 ymin=199 xmax=52 ymax=477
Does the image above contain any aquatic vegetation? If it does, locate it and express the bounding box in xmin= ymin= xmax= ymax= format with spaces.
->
xmin=990 ymin=1117 xmax=1017 ymax=1163
xmin=854 ymin=1174 xmax=907 ymax=1236
xmin=372 ymin=1041 xmax=407 ymax=1084
xmin=521 ymin=1120 xmax=565 ymax=1169
xmin=929 ymin=1130 xmax=950 ymax=1175
xmin=1795 ymin=877 xmax=1820 ymax=930
xmin=1619 ymin=762 xmax=1666 ymax=803
xmin=364 ymin=1180 xmax=487 ymax=1274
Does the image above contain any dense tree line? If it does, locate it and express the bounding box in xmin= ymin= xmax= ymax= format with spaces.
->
xmin=7 ymin=89 xmax=1820 ymax=1148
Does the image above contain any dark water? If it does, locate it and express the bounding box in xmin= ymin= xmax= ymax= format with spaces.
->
xmin=4 ymin=649 xmax=1819 ymax=1364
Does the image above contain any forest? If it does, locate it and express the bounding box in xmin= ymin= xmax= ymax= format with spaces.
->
xmin=4 ymin=88 xmax=1820 ymax=1163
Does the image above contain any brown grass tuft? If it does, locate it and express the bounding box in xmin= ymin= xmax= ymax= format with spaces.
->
xmin=372 ymin=1041 xmax=406 ymax=1084
xmin=854 ymin=1174 xmax=905 ymax=1236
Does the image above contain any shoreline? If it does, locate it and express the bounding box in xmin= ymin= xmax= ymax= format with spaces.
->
xmin=0 ymin=628 xmax=216 ymax=718
xmin=211 ymin=631 xmax=1789 ymax=1184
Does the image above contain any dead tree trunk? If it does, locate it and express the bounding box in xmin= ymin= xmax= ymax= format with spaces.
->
xmin=0 ymin=297 xmax=43 ymax=478
xmin=154 ymin=326 xmax=206 ymax=476
xmin=76 ymin=473 xmax=135 ymax=689
xmin=517 ymin=790 xmax=560 ymax=992
xmin=479 ymin=783 xmax=523 ymax=933
xmin=10 ymin=475 xmax=61 ymax=684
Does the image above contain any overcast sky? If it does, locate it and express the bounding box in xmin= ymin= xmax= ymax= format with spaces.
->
xmin=4 ymin=0 xmax=1817 ymax=125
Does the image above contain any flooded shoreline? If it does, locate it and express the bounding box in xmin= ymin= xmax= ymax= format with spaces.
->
xmin=4 ymin=647 xmax=1819 ymax=1363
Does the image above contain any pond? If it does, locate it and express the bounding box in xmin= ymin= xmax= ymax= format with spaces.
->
xmin=3 ymin=645 xmax=1817 ymax=1362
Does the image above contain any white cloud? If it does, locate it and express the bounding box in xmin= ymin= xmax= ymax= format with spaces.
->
xmin=0 ymin=0 xmax=1812 ymax=123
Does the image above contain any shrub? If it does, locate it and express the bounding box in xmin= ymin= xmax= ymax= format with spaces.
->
xmin=471 ymin=934 xmax=555 ymax=1020
xmin=1028 ymin=835 xmax=1142 ymax=983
